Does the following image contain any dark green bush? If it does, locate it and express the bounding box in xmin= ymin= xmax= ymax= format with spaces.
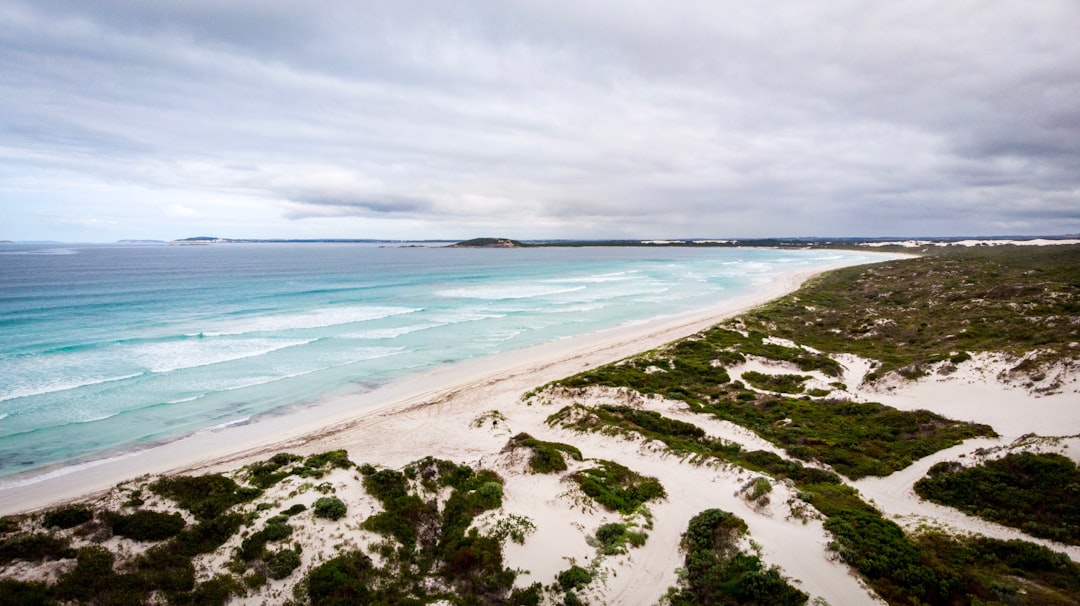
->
xmin=306 ymin=550 xmax=377 ymax=605
xmin=189 ymin=574 xmax=245 ymax=606
xmin=313 ymin=496 xmax=347 ymax=521
xmin=914 ymin=452 xmax=1080 ymax=544
xmin=362 ymin=468 xmax=410 ymax=503
xmin=571 ymin=460 xmax=665 ymax=514
xmin=107 ymin=510 xmax=186 ymax=541
xmin=670 ymin=509 xmax=807 ymax=606
xmin=505 ymin=433 xmax=583 ymax=474
xmin=171 ymin=513 xmax=243 ymax=556
xmin=150 ymin=474 xmax=260 ymax=520
xmin=0 ymin=533 xmax=75 ymax=565
xmin=281 ymin=503 xmax=307 ymax=516
xmin=509 ymin=582 xmax=543 ymax=606
xmin=557 ymin=565 xmax=593 ymax=591
xmin=265 ymin=548 xmax=301 ymax=579
xmin=741 ymin=370 xmax=811 ymax=394
xmin=0 ymin=578 xmax=50 ymax=606
xmin=42 ymin=504 xmax=93 ymax=529
xmin=303 ymin=450 xmax=354 ymax=470
xmin=239 ymin=518 xmax=293 ymax=561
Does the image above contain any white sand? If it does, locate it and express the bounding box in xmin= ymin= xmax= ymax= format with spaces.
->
xmin=2 ymin=265 xmax=889 ymax=604
xmin=5 ymin=249 xmax=1077 ymax=605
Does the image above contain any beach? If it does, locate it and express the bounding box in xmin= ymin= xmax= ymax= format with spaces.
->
xmin=4 ymin=248 xmax=1076 ymax=605
xmin=0 ymin=266 xmax=824 ymax=516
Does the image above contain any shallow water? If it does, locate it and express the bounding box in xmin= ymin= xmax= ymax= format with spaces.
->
xmin=0 ymin=242 xmax=882 ymax=478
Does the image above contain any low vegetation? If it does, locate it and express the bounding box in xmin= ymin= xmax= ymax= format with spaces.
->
xmin=737 ymin=244 xmax=1080 ymax=380
xmin=503 ymin=432 xmax=583 ymax=473
xmin=915 ymin=452 xmax=1080 ymax=544
xmin=570 ymin=459 xmax=666 ymax=514
xmin=667 ymin=508 xmax=807 ymax=605
xmin=741 ymin=370 xmax=811 ymax=394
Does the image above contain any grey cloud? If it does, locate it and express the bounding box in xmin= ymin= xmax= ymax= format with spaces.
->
xmin=2 ymin=1 xmax=1079 ymax=240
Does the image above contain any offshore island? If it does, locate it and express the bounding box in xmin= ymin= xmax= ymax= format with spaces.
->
xmin=1 ymin=241 xmax=1079 ymax=605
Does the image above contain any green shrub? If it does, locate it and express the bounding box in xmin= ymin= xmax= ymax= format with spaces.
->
xmin=362 ymin=468 xmax=409 ymax=503
xmin=190 ymin=574 xmax=245 ymax=606
xmin=108 ymin=510 xmax=186 ymax=541
xmin=670 ymin=509 xmax=807 ymax=606
xmin=506 ymin=433 xmax=583 ymax=474
xmin=742 ymin=370 xmax=812 ymax=394
xmin=281 ymin=503 xmax=307 ymax=516
xmin=557 ymin=565 xmax=593 ymax=591
xmin=313 ymin=496 xmax=347 ymax=521
xmin=509 ymin=582 xmax=543 ymax=606
xmin=0 ymin=578 xmax=50 ymax=605
xmin=0 ymin=533 xmax=75 ymax=565
xmin=42 ymin=504 xmax=93 ymax=529
xmin=171 ymin=513 xmax=243 ymax=556
xmin=595 ymin=522 xmax=628 ymax=554
xmin=265 ymin=548 xmax=302 ymax=579
xmin=303 ymin=450 xmax=354 ymax=470
xmin=239 ymin=518 xmax=293 ymax=561
xmin=571 ymin=460 xmax=666 ymax=514
xmin=150 ymin=474 xmax=260 ymax=520
xmin=306 ymin=550 xmax=376 ymax=605
xmin=914 ymin=452 xmax=1080 ymax=544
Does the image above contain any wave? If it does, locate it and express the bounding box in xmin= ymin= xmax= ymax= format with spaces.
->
xmin=0 ymin=372 xmax=144 ymax=403
xmin=193 ymin=305 xmax=421 ymax=337
xmin=341 ymin=324 xmax=440 ymax=340
xmin=207 ymin=416 xmax=252 ymax=432
xmin=437 ymin=284 xmax=586 ymax=300
xmin=546 ymin=271 xmax=636 ymax=284
xmin=131 ymin=338 xmax=318 ymax=374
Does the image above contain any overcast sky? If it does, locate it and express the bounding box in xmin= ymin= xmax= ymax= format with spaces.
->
xmin=2 ymin=1 xmax=1079 ymax=241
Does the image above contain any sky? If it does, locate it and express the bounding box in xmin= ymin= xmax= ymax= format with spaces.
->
xmin=2 ymin=1 xmax=1079 ymax=242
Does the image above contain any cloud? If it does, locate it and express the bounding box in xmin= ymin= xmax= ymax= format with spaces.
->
xmin=1 ymin=0 xmax=1079 ymax=240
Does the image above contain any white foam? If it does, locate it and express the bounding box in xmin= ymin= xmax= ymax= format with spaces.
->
xmin=132 ymin=338 xmax=316 ymax=374
xmin=546 ymin=272 xmax=635 ymax=284
xmin=0 ymin=372 xmax=144 ymax=403
xmin=342 ymin=324 xmax=440 ymax=339
xmin=437 ymin=284 xmax=586 ymax=300
xmin=196 ymin=305 xmax=420 ymax=337
xmin=207 ymin=416 xmax=252 ymax=431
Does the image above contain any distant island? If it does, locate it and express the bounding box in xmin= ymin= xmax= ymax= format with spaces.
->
xmin=447 ymin=237 xmax=528 ymax=248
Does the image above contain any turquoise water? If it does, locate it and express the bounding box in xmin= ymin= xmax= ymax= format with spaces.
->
xmin=0 ymin=243 xmax=882 ymax=478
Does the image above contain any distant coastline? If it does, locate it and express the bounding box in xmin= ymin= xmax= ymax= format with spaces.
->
xmin=165 ymin=234 xmax=1080 ymax=249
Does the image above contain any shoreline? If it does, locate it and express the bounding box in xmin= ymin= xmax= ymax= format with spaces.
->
xmin=0 ymin=265 xmax=834 ymax=515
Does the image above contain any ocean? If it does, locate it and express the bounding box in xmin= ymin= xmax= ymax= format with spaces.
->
xmin=0 ymin=243 xmax=883 ymax=481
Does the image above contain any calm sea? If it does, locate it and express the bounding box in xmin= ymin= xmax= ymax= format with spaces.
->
xmin=0 ymin=243 xmax=882 ymax=479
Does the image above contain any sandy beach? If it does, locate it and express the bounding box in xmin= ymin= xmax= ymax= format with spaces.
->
xmin=0 ymin=267 xmax=825 ymax=516
xmin=4 ymin=253 xmax=1077 ymax=605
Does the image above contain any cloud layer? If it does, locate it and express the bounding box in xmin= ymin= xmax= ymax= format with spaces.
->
xmin=2 ymin=0 xmax=1079 ymax=240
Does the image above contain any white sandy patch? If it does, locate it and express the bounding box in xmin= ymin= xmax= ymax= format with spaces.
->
xmin=860 ymin=239 xmax=1080 ymax=248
